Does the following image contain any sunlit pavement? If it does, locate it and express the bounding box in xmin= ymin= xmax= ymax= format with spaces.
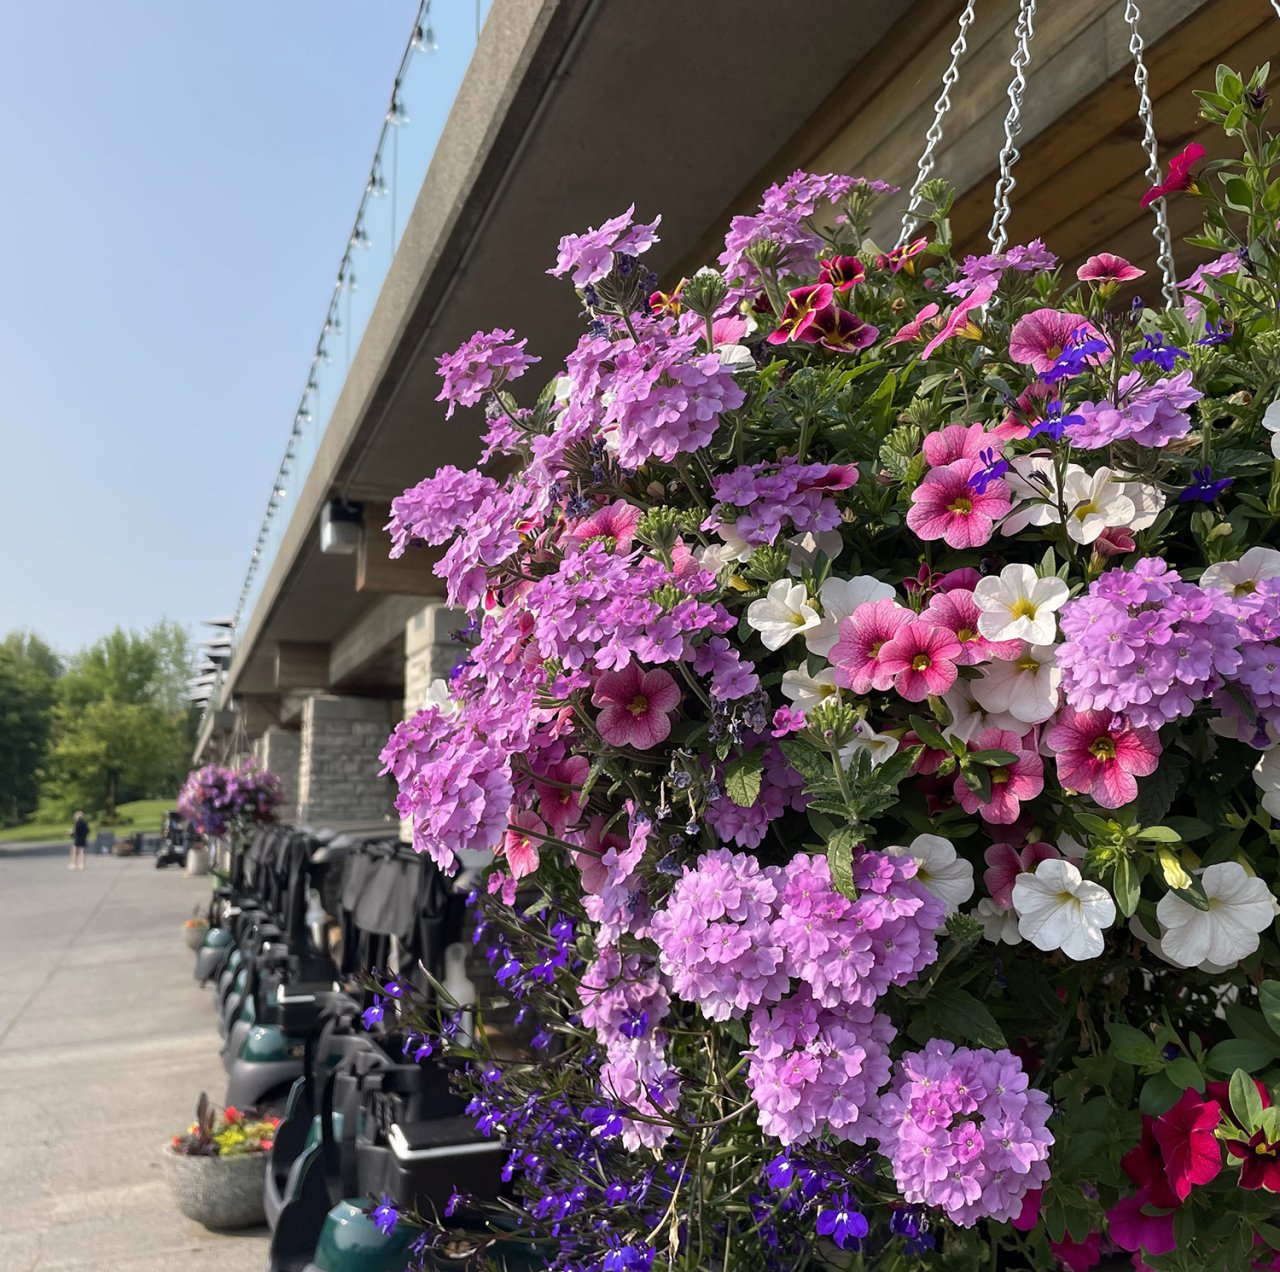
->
xmin=0 ymin=843 xmax=269 ymax=1271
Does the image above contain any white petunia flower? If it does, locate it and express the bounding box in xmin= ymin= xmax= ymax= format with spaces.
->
xmin=786 ymin=530 xmax=846 ymax=577
xmin=804 ymin=574 xmax=896 ymax=657
xmin=746 ymin=580 xmax=820 ymax=651
xmin=1201 ymin=545 xmax=1280 ymax=598
xmin=940 ymin=678 xmax=1023 ymax=743
xmin=838 ymin=719 xmax=899 ymax=769
xmin=970 ymin=643 xmax=1061 ymax=724
xmin=1129 ymin=915 xmax=1233 ymax=975
xmin=887 ymin=834 xmax=974 ymax=914
xmin=1262 ymin=398 xmax=1280 ymax=460
xmin=423 ymin=678 xmax=459 ymax=715
xmin=1001 ymin=454 xmax=1060 ymax=537
xmin=718 ymin=343 xmax=755 ymax=371
xmin=1121 ymin=479 xmax=1164 ymax=532
xmin=1155 ymin=862 xmax=1279 ymax=969
xmin=781 ymin=661 xmax=840 ymax=713
xmin=976 ymin=897 xmax=1022 ymax=946
xmin=1254 ymin=747 xmax=1280 ymax=820
xmin=973 ymin=563 xmax=1069 ymax=645
xmin=1061 ymin=466 xmax=1136 ymax=544
xmin=1011 ymin=858 xmax=1116 ymax=960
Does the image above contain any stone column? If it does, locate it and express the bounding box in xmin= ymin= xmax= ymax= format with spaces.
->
xmin=403 ymin=603 xmax=466 ymax=712
xmin=258 ymin=726 xmax=301 ymax=823
xmin=296 ymin=695 xmax=396 ymax=825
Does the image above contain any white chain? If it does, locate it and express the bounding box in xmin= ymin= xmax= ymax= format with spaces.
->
xmin=1126 ymin=0 xmax=1179 ymax=307
xmin=988 ymin=0 xmax=1037 ymax=253
xmin=898 ymin=0 xmax=979 ymax=246
xmin=1272 ymin=0 xmax=1280 ymax=20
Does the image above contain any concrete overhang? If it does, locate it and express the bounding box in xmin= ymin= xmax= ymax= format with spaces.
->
xmin=205 ymin=0 xmax=1261 ymax=762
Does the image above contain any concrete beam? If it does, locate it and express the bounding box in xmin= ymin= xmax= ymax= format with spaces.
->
xmin=240 ymin=694 xmax=282 ymax=738
xmin=275 ymin=641 xmax=332 ymax=690
xmin=355 ymin=504 xmax=443 ymax=597
xmin=329 ymin=594 xmax=425 ymax=690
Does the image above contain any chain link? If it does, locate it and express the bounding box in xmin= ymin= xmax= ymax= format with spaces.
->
xmin=988 ymin=0 xmax=1037 ymax=253
xmin=1126 ymin=0 xmax=1180 ymax=307
xmin=898 ymin=0 xmax=979 ymax=246
xmin=1272 ymin=0 xmax=1280 ymax=20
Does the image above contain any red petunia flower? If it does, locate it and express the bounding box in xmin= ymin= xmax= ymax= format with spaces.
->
xmin=1120 ymin=1115 xmax=1182 ymax=1211
xmin=1140 ymin=142 xmax=1206 ymax=209
xmin=1151 ymin=1088 xmax=1223 ymax=1201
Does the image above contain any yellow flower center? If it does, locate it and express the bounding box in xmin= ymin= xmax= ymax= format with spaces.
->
xmin=1090 ymin=737 xmax=1117 ymax=760
xmin=948 ymin=496 xmax=973 ymax=515
xmin=1010 ymin=597 xmax=1038 ymax=620
xmin=627 ymin=694 xmax=650 ymax=717
xmin=911 ymin=654 xmax=932 ymax=671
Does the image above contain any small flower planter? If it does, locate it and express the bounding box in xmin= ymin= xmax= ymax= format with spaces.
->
xmin=160 ymin=1145 xmax=267 ymax=1230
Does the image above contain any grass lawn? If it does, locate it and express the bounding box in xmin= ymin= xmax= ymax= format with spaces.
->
xmin=0 ymin=797 xmax=175 ymax=844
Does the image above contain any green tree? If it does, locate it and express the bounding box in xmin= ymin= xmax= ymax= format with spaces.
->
xmin=0 ymin=632 xmax=60 ymax=823
xmin=42 ymin=621 xmax=194 ymax=819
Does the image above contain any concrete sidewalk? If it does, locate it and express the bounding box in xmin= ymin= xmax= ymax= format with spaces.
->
xmin=0 ymin=843 xmax=269 ymax=1270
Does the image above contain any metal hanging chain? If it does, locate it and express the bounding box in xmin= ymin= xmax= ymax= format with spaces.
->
xmin=898 ymin=0 xmax=979 ymax=246
xmin=988 ymin=0 xmax=1037 ymax=253
xmin=1272 ymin=0 xmax=1280 ymax=20
xmin=1126 ymin=0 xmax=1179 ymax=307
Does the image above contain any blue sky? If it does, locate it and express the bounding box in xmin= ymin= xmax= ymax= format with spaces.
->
xmin=0 ymin=1 xmax=452 ymax=654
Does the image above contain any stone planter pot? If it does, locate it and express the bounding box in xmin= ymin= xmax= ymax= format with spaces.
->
xmin=160 ymin=1145 xmax=267 ymax=1230
xmin=183 ymin=923 xmax=209 ymax=951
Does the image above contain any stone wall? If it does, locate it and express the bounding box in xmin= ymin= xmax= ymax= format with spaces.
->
xmin=258 ymin=726 xmax=301 ymax=823
xmin=403 ymin=603 xmax=466 ymax=712
xmin=296 ymin=695 xmax=396 ymax=825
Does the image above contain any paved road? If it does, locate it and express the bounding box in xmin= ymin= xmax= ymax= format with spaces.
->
xmin=0 ymin=842 xmax=269 ymax=1271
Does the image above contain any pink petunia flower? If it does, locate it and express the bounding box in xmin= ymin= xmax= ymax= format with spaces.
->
xmin=570 ymin=814 xmax=627 ymax=895
xmin=829 ymin=599 xmax=913 ymax=694
xmin=921 ymin=589 xmax=1022 ymax=666
xmin=877 ymin=621 xmax=962 ymax=701
xmin=983 ymin=840 xmax=1059 ymax=908
xmin=502 ymin=809 xmax=545 ymax=880
xmin=1077 ymin=253 xmax=1145 ymax=283
xmin=1152 ymin=1089 xmax=1223 ymax=1201
xmin=953 ymin=728 xmax=1044 ymax=825
xmin=920 ymin=280 xmax=995 ymax=359
xmin=768 ymin=283 xmax=835 ymax=345
xmin=532 ymin=754 xmax=590 ymax=838
xmin=1106 ymin=1191 xmax=1176 ymax=1257
xmin=1008 ymin=308 xmax=1104 ymax=374
xmin=564 ymin=499 xmax=642 ymax=551
xmin=591 ymin=663 xmax=681 ymax=750
xmin=922 ymin=422 xmax=990 ymax=468
xmin=889 ymin=301 xmax=941 ymax=345
xmin=906 ymin=458 xmax=1011 ymax=549
xmin=1048 ymin=1232 xmax=1102 ymax=1272
xmin=1044 ymin=708 xmax=1161 ymax=809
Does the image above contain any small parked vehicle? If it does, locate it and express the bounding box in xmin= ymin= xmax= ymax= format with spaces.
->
xmin=155 ymin=811 xmax=190 ymax=870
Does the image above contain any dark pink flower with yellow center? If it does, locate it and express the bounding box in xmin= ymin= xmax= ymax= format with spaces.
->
xmin=953 ymin=727 xmax=1043 ymax=825
xmin=906 ymin=457 xmax=1011 ymax=549
xmin=1044 ymin=707 xmax=1160 ymax=808
xmin=1009 ymin=308 xmax=1105 ymax=374
xmin=889 ymin=302 xmax=942 ymax=345
xmin=532 ymin=755 xmax=590 ymax=837
xmin=564 ymin=499 xmax=642 ymax=551
xmin=1140 ymin=142 xmax=1205 ymax=209
xmin=818 ymin=255 xmax=866 ymax=292
xmin=829 ymin=599 xmax=912 ymax=694
xmin=877 ymin=621 xmax=962 ymax=701
xmin=921 ymin=588 xmax=1022 ymax=666
xmin=767 ymin=282 xmax=834 ymax=345
xmin=920 ymin=279 xmax=995 ymax=359
xmin=877 ymin=235 xmax=928 ymax=273
xmin=591 ymin=663 xmax=681 ymax=750
xmin=804 ymin=304 xmax=879 ymax=353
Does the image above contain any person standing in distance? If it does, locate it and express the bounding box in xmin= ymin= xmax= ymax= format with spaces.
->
xmin=69 ymin=811 xmax=89 ymax=871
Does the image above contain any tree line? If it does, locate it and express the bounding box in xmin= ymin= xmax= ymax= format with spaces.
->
xmin=0 ymin=621 xmax=196 ymax=825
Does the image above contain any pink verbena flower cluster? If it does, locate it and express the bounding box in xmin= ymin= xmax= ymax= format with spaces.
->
xmin=876 ymin=1040 xmax=1053 ymax=1227
xmin=435 ymin=328 xmax=540 ymax=418
xmin=547 ymin=204 xmax=661 ymax=288
xmin=746 ymin=986 xmax=893 ymax=1146
xmin=1218 ymin=578 xmax=1280 ymax=742
xmin=1071 ymin=369 xmax=1202 ymax=449
xmin=1057 ymin=558 xmax=1242 ymax=727
xmin=711 ymin=457 xmax=859 ymax=547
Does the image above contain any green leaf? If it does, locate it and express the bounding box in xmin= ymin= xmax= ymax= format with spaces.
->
xmin=723 ymin=749 xmax=764 ymax=808
xmin=1109 ymin=1022 xmax=1159 ymax=1067
xmin=924 ymin=986 xmax=1007 ymax=1049
xmin=1230 ymin=1068 xmax=1265 ymax=1133
xmin=1172 ymin=879 xmax=1211 ymax=912
xmin=967 ymin=748 xmax=1019 ymax=767
xmin=1257 ymin=1222 xmax=1280 ymax=1253
xmin=1076 ymin=812 xmax=1115 ymax=837
xmin=777 ymin=739 xmax=834 ymax=788
xmin=1164 ymin=1056 xmax=1204 ymax=1091
xmin=1261 ymin=980 xmax=1280 ymax=1037
xmin=907 ymin=714 xmax=947 ymax=752
xmin=827 ymin=828 xmax=858 ymax=901
xmin=1164 ymin=816 xmax=1212 ymax=842
xmin=1114 ymin=857 xmax=1141 ymax=918
xmin=1136 ymin=825 xmax=1180 ymax=843
xmin=1206 ymin=1038 xmax=1280 ymax=1076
